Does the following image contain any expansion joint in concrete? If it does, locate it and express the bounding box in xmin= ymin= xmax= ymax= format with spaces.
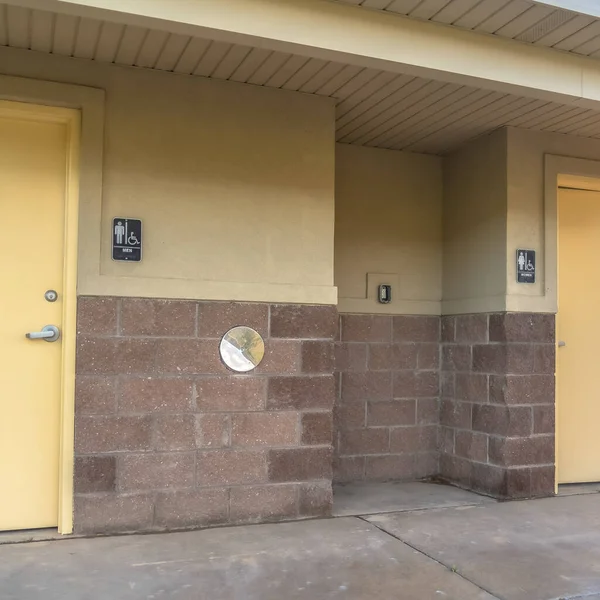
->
xmin=355 ymin=515 xmax=503 ymax=600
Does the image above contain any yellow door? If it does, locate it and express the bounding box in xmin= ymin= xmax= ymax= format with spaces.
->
xmin=557 ymin=187 xmax=600 ymax=484
xmin=0 ymin=106 xmax=69 ymax=530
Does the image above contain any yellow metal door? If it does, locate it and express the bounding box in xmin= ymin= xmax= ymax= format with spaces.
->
xmin=558 ymin=187 xmax=600 ymax=484
xmin=0 ymin=109 xmax=68 ymax=530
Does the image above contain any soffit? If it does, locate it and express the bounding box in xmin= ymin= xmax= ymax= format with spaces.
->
xmin=3 ymin=3 xmax=600 ymax=155
xmin=331 ymin=0 xmax=600 ymax=58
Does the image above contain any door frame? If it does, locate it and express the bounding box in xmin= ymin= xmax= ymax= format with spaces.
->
xmin=0 ymin=76 xmax=104 ymax=534
xmin=0 ymin=100 xmax=80 ymax=533
xmin=545 ymin=154 xmax=600 ymax=490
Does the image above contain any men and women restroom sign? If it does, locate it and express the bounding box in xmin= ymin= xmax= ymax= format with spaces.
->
xmin=111 ymin=220 xmax=533 ymax=281
xmin=517 ymin=249 xmax=535 ymax=283
xmin=112 ymin=218 xmax=142 ymax=262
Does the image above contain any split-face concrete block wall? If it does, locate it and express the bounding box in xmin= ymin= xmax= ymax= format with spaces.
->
xmin=440 ymin=313 xmax=555 ymax=498
xmin=333 ymin=311 xmax=556 ymax=498
xmin=77 ymin=301 xmax=556 ymax=535
xmin=75 ymin=298 xmax=337 ymax=533
xmin=333 ymin=315 xmax=440 ymax=483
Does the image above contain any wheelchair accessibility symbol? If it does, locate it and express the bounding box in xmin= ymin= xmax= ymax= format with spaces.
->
xmin=127 ymin=231 xmax=140 ymax=246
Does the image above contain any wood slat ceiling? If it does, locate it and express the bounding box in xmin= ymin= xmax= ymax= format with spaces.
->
xmin=2 ymin=3 xmax=600 ymax=154
xmin=332 ymin=0 xmax=600 ymax=56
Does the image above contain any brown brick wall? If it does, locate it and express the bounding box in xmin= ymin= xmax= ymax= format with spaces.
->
xmin=74 ymin=297 xmax=337 ymax=534
xmin=440 ymin=313 xmax=555 ymax=499
xmin=333 ymin=314 xmax=441 ymax=482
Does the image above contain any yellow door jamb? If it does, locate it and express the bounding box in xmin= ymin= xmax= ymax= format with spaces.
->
xmin=0 ymin=100 xmax=80 ymax=534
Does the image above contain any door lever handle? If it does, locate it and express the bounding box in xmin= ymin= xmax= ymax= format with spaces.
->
xmin=25 ymin=325 xmax=60 ymax=342
xmin=558 ymin=340 xmax=566 ymax=348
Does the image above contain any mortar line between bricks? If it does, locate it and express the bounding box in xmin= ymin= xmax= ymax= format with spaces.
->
xmin=356 ymin=515 xmax=504 ymax=600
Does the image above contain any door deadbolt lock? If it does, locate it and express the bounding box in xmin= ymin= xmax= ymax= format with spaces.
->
xmin=44 ymin=290 xmax=58 ymax=302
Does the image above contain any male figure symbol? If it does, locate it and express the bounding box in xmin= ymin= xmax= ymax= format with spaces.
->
xmin=114 ymin=221 xmax=125 ymax=245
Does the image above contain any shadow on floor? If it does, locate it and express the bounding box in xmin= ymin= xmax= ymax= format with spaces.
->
xmin=333 ymin=480 xmax=495 ymax=516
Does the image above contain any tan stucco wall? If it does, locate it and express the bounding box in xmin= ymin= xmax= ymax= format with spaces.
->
xmin=442 ymin=126 xmax=600 ymax=315
xmin=442 ymin=129 xmax=508 ymax=314
xmin=335 ymin=143 xmax=443 ymax=315
xmin=0 ymin=47 xmax=336 ymax=305
xmin=507 ymin=127 xmax=600 ymax=313
xmin=8 ymin=43 xmax=600 ymax=314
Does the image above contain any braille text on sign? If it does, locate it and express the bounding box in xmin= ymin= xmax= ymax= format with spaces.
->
xmin=517 ymin=249 xmax=535 ymax=284
xmin=112 ymin=218 xmax=142 ymax=262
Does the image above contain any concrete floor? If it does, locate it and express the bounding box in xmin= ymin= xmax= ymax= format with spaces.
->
xmin=367 ymin=494 xmax=600 ymax=600
xmin=2 ymin=486 xmax=600 ymax=599
xmin=333 ymin=481 xmax=494 ymax=516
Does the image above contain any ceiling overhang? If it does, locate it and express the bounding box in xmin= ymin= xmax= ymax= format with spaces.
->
xmin=10 ymin=0 xmax=600 ymax=108
xmin=331 ymin=0 xmax=600 ymax=61
xmin=3 ymin=0 xmax=600 ymax=155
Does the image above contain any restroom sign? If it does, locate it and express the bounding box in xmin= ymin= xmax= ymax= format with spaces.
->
xmin=112 ymin=218 xmax=142 ymax=262
xmin=517 ymin=249 xmax=535 ymax=283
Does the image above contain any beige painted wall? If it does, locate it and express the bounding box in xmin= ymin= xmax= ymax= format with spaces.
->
xmin=442 ymin=126 xmax=600 ymax=316
xmin=442 ymin=129 xmax=508 ymax=314
xmin=335 ymin=143 xmax=442 ymax=315
xmin=0 ymin=47 xmax=336 ymax=305
xmin=9 ymin=45 xmax=600 ymax=313
xmin=507 ymin=127 xmax=600 ymax=313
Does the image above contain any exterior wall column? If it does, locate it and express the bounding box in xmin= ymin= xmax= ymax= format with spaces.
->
xmin=440 ymin=313 xmax=555 ymax=498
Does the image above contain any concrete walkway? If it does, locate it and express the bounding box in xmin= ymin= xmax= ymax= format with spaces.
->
xmin=333 ymin=480 xmax=495 ymax=516
xmin=2 ymin=490 xmax=600 ymax=599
